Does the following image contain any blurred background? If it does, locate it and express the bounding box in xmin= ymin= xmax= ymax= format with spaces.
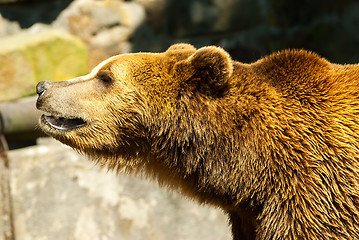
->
xmin=0 ymin=0 xmax=358 ymax=239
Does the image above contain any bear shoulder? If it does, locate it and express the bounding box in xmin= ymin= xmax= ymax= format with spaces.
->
xmin=251 ymin=49 xmax=359 ymax=98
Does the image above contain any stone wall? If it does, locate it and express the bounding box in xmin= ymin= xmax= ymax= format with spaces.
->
xmin=8 ymin=138 xmax=231 ymax=240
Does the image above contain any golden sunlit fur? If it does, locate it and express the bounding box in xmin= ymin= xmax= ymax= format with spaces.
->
xmin=36 ymin=44 xmax=359 ymax=240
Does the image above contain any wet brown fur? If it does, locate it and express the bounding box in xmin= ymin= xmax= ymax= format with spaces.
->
xmin=36 ymin=44 xmax=359 ymax=240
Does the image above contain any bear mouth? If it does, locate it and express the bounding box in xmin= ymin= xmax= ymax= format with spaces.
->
xmin=41 ymin=115 xmax=87 ymax=131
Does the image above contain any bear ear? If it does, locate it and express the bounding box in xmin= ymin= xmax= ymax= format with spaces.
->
xmin=173 ymin=46 xmax=233 ymax=96
xmin=166 ymin=43 xmax=196 ymax=53
xmin=165 ymin=43 xmax=197 ymax=63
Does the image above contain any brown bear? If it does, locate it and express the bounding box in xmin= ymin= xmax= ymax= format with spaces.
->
xmin=36 ymin=43 xmax=359 ymax=240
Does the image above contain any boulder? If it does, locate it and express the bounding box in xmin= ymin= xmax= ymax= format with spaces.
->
xmin=0 ymin=29 xmax=88 ymax=102
xmin=54 ymin=0 xmax=145 ymax=40
xmin=53 ymin=0 xmax=145 ymax=67
xmin=8 ymin=138 xmax=231 ymax=240
xmin=0 ymin=15 xmax=21 ymax=37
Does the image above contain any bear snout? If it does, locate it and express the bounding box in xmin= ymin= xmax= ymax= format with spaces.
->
xmin=36 ymin=81 xmax=53 ymax=110
xmin=36 ymin=81 xmax=48 ymax=96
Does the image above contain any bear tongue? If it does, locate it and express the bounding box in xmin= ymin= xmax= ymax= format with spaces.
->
xmin=45 ymin=115 xmax=86 ymax=131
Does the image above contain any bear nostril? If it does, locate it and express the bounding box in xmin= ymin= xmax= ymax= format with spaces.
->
xmin=36 ymin=81 xmax=47 ymax=96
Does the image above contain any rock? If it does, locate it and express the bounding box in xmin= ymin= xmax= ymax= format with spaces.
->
xmin=54 ymin=0 xmax=119 ymax=37
xmin=0 ymin=29 xmax=88 ymax=102
xmin=54 ymin=0 xmax=145 ymax=42
xmin=0 ymin=135 xmax=14 ymax=240
xmin=0 ymin=15 xmax=21 ymax=37
xmin=90 ymin=26 xmax=131 ymax=48
xmin=118 ymin=1 xmax=146 ymax=32
xmin=53 ymin=0 xmax=145 ymax=67
xmin=8 ymin=138 xmax=231 ymax=240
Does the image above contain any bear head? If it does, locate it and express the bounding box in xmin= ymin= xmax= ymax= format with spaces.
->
xmin=36 ymin=43 xmax=234 ymax=174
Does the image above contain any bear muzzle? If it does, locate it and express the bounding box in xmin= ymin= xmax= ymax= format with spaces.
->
xmin=40 ymin=115 xmax=86 ymax=131
xmin=36 ymin=81 xmax=47 ymax=96
xmin=36 ymin=81 xmax=87 ymax=131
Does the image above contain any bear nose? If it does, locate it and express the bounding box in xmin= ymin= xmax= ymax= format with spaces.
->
xmin=36 ymin=81 xmax=47 ymax=96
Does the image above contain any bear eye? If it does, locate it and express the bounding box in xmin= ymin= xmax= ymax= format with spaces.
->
xmin=97 ymin=72 xmax=113 ymax=83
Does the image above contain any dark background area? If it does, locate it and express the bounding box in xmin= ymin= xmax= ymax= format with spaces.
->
xmin=0 ymin=0 xmax=72 ymax=28
xmin=0 ymin=0 xmax=358 ymax=63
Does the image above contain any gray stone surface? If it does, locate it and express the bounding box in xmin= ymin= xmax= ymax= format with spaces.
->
xmin=0 ymin=15 xmax=21 ymax=37
xmin=51 ymin=0 xmax=145 ymax=67
xmin=7 ymin=138 xmax=231 ymax=240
